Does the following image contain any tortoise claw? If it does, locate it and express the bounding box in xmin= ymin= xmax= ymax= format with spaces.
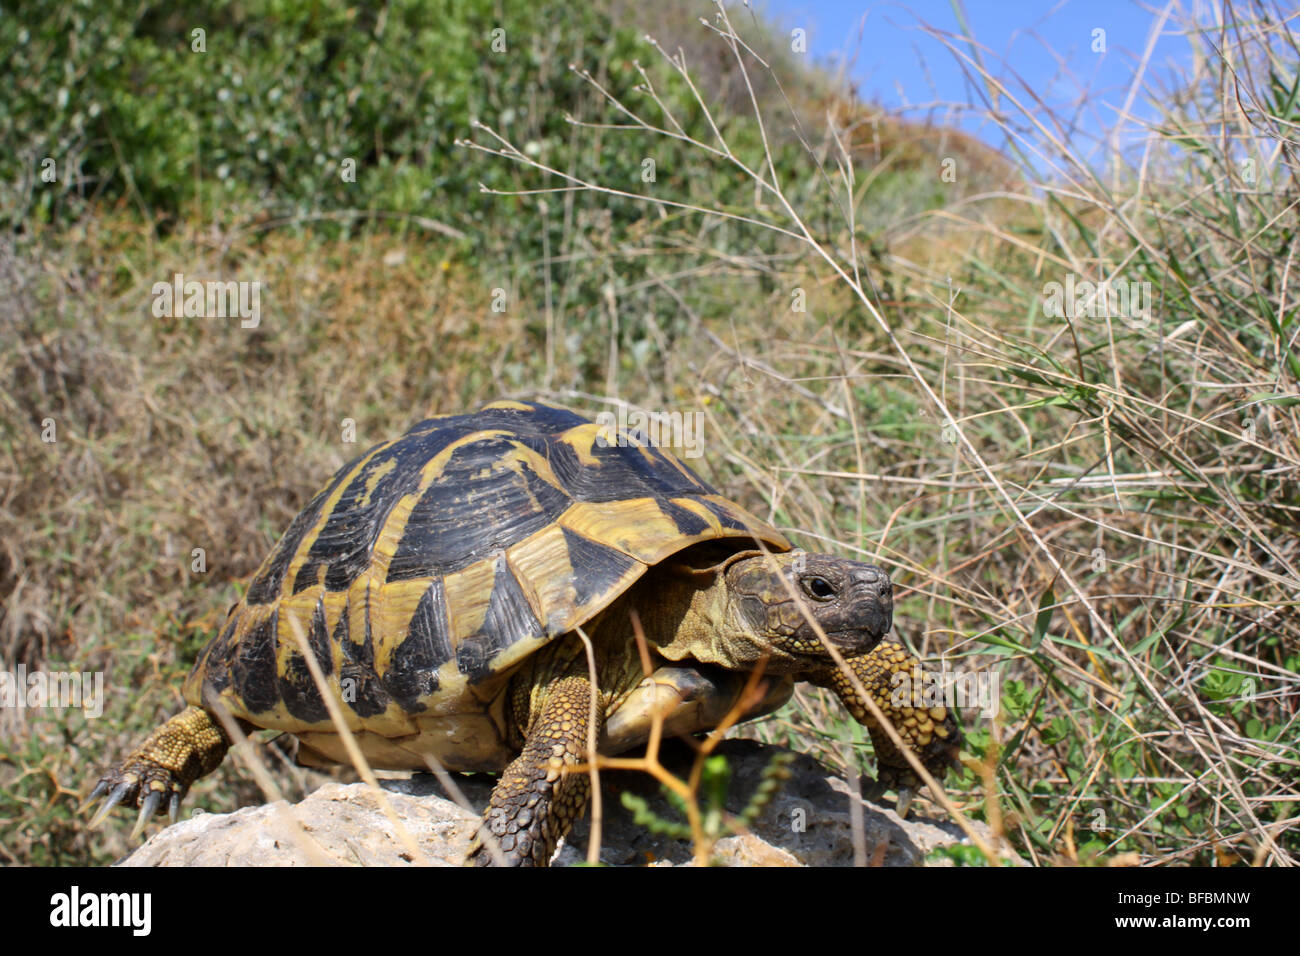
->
xmin=80 ymin=780 xmax=109 ymax=814
xmin=87 ymin=782 xmax=131 ymax=830
xmin=894 ymin=785 xmax=915 ymax=819
xmin=85 ymin=753 xmax=191 ymax=837
xmin=131 ymin=791 xmax=162 ymax=839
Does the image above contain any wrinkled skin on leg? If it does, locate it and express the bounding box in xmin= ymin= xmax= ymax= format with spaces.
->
xmin=466 ymin=674 xmax=600 ymax=866
xmin=85 ymin=705 xmax=232 ymax=837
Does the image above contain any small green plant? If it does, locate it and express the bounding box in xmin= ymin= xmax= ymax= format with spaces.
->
xmin=620 ymin=750 xmax=795 ymax=862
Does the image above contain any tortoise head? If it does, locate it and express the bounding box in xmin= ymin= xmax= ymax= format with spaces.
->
xmin=721 ymin=550 xmax=894 ymax=667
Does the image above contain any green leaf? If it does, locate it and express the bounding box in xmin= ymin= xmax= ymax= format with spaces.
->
xmin=1030 ymin=585 xmax=1055 ymax=651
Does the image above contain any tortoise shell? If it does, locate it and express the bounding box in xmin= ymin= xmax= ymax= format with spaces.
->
xmin=184 ymin=400 xmax=790 ymax=771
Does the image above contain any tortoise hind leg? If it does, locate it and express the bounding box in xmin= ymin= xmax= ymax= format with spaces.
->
xmin=467 ymin=675 xmax=601 ymax=867
xmin=86 ymin=705 xmax=231 ymax=837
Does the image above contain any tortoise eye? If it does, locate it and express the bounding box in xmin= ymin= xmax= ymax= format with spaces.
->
xmin=802 ymin=576 xmax=836 ymax=600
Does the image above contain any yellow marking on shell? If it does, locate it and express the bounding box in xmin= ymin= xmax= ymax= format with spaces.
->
xmin=344 ymin=573 xmax=375 ymax=662
xmin=506 ymin=520 xmax=646 ymax=635
xmin=279 ymin=439 xmax=399 ymax=603
xmin=357 ymin=456 xmax=398 ymax=508
xmin=274 ymin=588 xmax=327 ymax=673
xmin=699 ymin=494 xmax=791 ymax=548
xmin=561 ymin=496 xmax=789 ymax=563
xmin=503 ymin=549 xmax=548 ymax=631
xmin=491 ymin=439 xmax=569 ymax=501
xmin=667 ymin=496 xmax=724 ymax=533
xmin=370 ymin=578 xmax=439 ymax=676
xmin=482 ymin=631 xmax=551 ymax=686
xmin=441 ymin=558 xmax=498 ymax=645
xmin=559 ymin=498 xmax=692 ymax=563
xmin=558 ymin=423 xmax=604 ymax=467
xmin=369 ymin=495 xmax=417 ymax=581
xmin=482 ymin=399 xmax=534 ymax=412
xmin=430 ymin=657 xmax=473 ymax=710
xmin=319 ymin=588 xmax=349 ymax=663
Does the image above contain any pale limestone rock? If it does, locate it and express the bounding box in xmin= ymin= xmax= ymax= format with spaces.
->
xmin=121 ymin=740 xmax=1009 ymax=867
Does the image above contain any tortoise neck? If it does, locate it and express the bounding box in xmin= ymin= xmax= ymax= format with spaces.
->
xmin=602 ymin=563 xmax=783 ymax=673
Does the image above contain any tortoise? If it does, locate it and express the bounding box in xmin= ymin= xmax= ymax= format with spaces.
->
xmin=87 ymin=399 xmax=961 ymax=865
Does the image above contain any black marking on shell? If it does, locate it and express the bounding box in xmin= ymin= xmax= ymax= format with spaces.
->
xmin=546 ymin=433 xmax=711 ymax=503
xmin=381 ymin=579 xmax=452 ymax=712
xmin=456 ymin=562 xmax=541 ymax=682
xmin=277 ymin=600 xmax=331 ymax=723
xmin=559 ymin=527 xmax=641 ymax=608
xmin=658 ymin=497 xmax=712 ymax=537
xmin=196 ymin=611 xmax=239 ymax=695
xmin=386 ymin=436 xmax=572 ymax=581
xmin=291 ymin=439 xmax=430 ymax=595
xmin=247 ymin=464 xmax=352 ymax=604
xmin=231 ymin=609 xmax=280 ymax=714
xmin=701 ymin=498 xmax=752 ymax=534
xmin=338 ymin=591 xmax=390 ymax=717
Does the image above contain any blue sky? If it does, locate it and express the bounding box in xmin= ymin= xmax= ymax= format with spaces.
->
xmin=757 ymin=0 xmax=1194 ymax=169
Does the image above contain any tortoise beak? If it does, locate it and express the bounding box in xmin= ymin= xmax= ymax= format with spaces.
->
xmin=827 ymin=608 xmax=891 ymax=654
xmin=828 ymin=577 xmax=893 ymax=651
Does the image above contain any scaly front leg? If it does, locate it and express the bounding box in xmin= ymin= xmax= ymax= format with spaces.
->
xmin=814 ymin=641 xmax=962 ymax=816
xmin=467 ymin=675 xmax=601 ymax=866
xmin=85 ymin=705 xmax=232 ymax=837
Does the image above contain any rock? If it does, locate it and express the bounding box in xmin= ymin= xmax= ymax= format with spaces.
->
xmin=119 ymin=739 xmax=1009 ymax=867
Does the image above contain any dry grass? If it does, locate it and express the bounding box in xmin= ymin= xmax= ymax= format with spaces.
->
xmin=0 ymin=217 xmax=517 ymax=862
xmin=459 ymin=0 xmax=1300 ymax=865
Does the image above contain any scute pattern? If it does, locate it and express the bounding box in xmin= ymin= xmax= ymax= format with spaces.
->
xmin=457 ymin=559 xmax=543 ymax=682
xmin=380 ymin=579 xmax=452 ymax=712
xmin=275 ymin=600 xmax=331 ymax=723
xmin=544 ymin=427 xmax=710 ymax=503
xmin=230 ymin=608 xmax=279 ymax=715
xmin=245 ymin=465 xmax=354 ymax=605
xmin=385 ymin=435 xmax=572 ymax=580
xmin=292 ymin=436 xmax=432 ymax=594
xmin=184 ymin=400 xmax=790 ymax=734
xmin=559 ymin=527 xmax=641 ymax=607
